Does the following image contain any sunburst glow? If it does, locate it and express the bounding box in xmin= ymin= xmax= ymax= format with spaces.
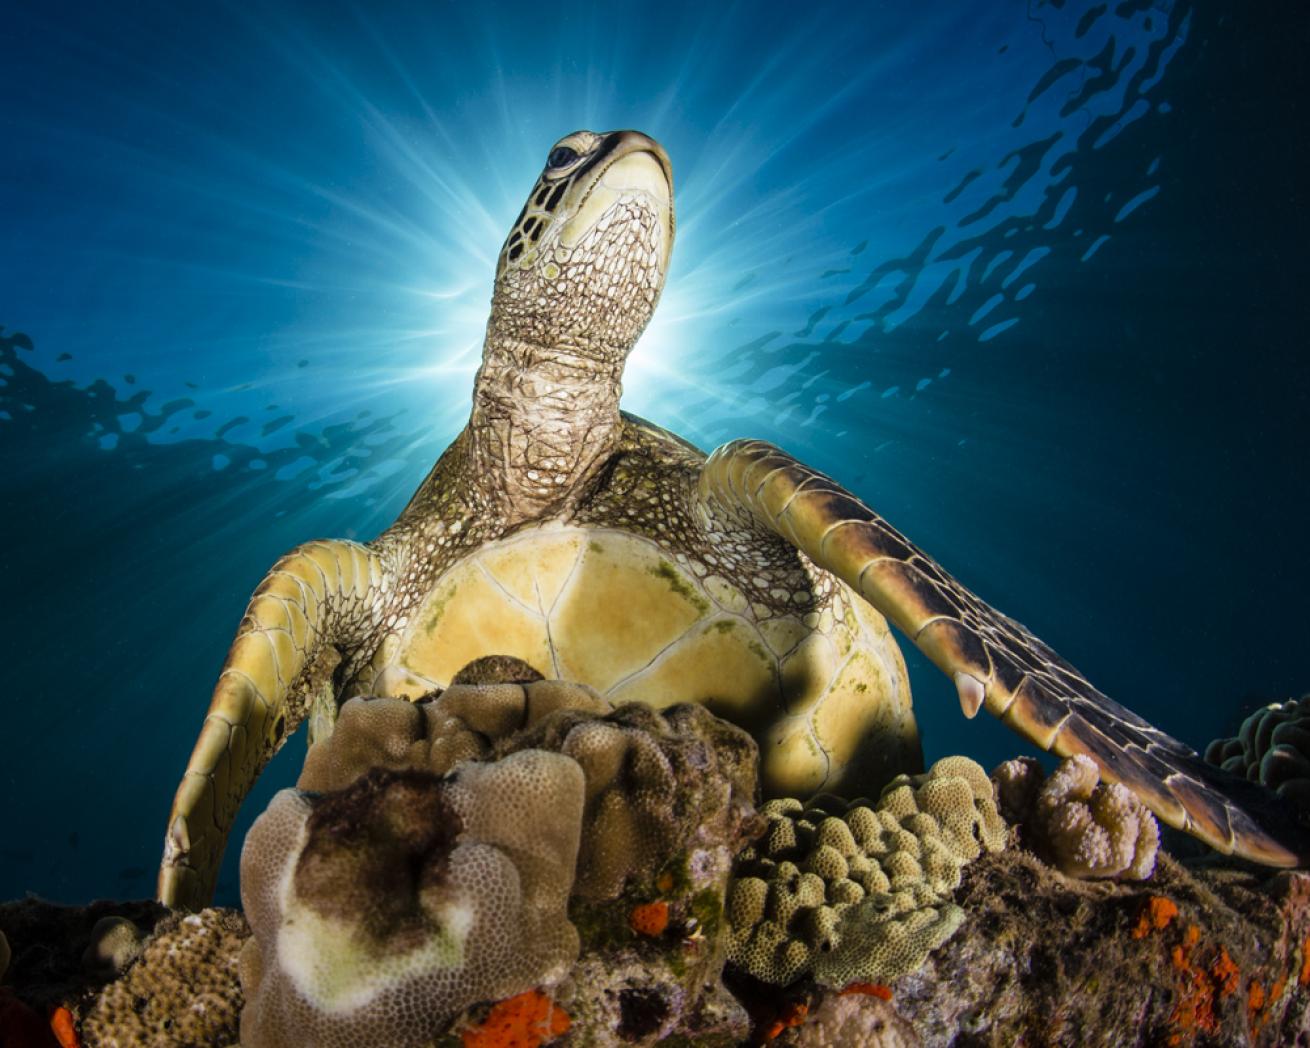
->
xmin=5 ymin=0 xmax=1183 ymax=471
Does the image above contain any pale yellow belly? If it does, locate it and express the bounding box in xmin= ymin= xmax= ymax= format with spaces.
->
xmin=365 ymin=522 xmax=920 ymax=798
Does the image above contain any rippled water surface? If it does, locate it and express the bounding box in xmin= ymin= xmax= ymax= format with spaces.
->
xmin=2 ymin=1 xmax=1306 ymax=904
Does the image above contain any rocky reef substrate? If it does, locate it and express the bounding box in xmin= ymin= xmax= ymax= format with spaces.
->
xmin=4 ymin=843 xmax=1309 ymax=1046
xmin=4 ymin=682 xmax=1310 ymax=1046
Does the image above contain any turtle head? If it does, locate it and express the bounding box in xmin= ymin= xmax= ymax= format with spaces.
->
xmin=488 ymin=130 xmax=675 ymax=365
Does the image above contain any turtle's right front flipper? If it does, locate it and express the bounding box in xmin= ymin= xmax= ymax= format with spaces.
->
xmin=697 ymin=439 xmax=1310 ymax=868
xmin=157 ymin=539 xmax=388 ymax=910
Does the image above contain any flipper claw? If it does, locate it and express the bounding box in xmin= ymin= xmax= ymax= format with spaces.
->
xmin=955 ymin=671 xmax=985 ymax=720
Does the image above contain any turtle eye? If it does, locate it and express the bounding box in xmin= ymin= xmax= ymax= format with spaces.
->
xmin=547 ymin=145 xmax=579 ymax=169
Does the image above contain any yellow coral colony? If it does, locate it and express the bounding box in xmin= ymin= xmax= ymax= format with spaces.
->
xmin=728 ymin=756 xmax=1006 ymax=986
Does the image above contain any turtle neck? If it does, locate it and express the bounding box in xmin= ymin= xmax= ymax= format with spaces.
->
xmin=467 ymin=333 xmax=626 ymax=524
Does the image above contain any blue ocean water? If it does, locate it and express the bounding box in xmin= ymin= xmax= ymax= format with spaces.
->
xmin=1 ymin=1 xmax=1305 ymax=907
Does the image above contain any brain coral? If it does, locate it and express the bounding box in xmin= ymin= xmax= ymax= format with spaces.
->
xmin=727 ymin=755 xmax=1005 ymax=987
xmin=1206 ymin=695 xmax=1310 ymax=809
xmin=993 ymin=754 xmax=1159 ymax=881
xmin=239 ymin=749 xmax=585 ymax=1048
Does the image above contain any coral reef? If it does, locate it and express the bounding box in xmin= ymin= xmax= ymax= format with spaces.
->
xmin=3 ymin=821 xmax=1310 ymax=1047
xmin=1207 ymin=695 xmax=1310 ymax=809
xmin=0 ymin=928 xmax=8 ymax=982
xmin=239 ymin=751 xmax=584 ymax=1048
xmin=81 ymin=908 xmax=247 ymax=1047
xmin=493 ymin=696 xmax=762 ymax=1045
xmin=6 ymin=681 xmax=1309 ymax=1046
xmin=241 ymin=680 xmax=759 ymax=1046
xmin=299 ymin=683 xmax=611 ymax=794
xmin=993 ymin=754 xmax=1160 ymax=880
xmin=305 ymin=687 xmax=759 ymax=903
xmin=727 ymin=755 xmax=1005 ymax=987
xmin=888 ymin=850 xmax=1310 ymax=1046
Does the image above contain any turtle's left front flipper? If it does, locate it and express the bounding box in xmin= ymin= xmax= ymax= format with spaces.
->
xmin=158 ymin=539 xmax=390 ymax=909
xmin=697 ymin=439 xmax=1310 ymax=868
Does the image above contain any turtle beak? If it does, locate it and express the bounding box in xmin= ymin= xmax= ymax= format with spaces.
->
xmin=559 ymin=130 xmax=675 ymax=277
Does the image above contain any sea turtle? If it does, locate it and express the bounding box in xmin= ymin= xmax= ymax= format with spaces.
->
xmin=158 ymin=129 xmax=1308 ymax=909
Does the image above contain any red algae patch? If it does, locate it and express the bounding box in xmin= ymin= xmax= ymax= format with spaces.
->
xmin=839 ymin=982 xmax=893 ymax=1000
xmin=1132 ymin=895 xmax=1179 ymax=939
xmin=628 ymin=900 xmax=670 ymax=937
xmin=762 ymin=1000 xmax=808 ymax=1041
xmin=462 ymin=990 xmax=570 ymax=1048
xmin=1210 ymin=946 xmax=1240 ymax=998
xmin=48 ymin=1006 xmax=80 ymax=1048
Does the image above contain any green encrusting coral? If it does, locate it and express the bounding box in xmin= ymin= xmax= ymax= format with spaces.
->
xmin=726 ymin=755 xmax=1006 ymax=986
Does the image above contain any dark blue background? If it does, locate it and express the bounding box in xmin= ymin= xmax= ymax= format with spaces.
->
xmin=2 ymin=0 xmax=1306 ymax=905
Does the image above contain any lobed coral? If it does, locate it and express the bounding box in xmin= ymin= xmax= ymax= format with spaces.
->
xmin=1205 ymin=695 xmax=1310 ymax=809
xmin=989 ymin=755 xmax=1045 ymax=826
xmin=300 ymin=682 xmax=611 ymax=793
xmin=306 ymin=687 xmax=758 ymax=903
xmin=239 ymin=750 xmax=584 ymax=1048
xmin=727 ymin=755 xmax=1005 ymax=987
xmin=504 ymin=700 xmax=760 ymax=900
xmin=992 ymin=754 xmax=1159 ymax=880
xmin=80 ymin=908 xmax=247 ymax=1048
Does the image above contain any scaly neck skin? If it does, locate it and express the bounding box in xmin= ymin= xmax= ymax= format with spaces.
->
xmin=467 ymin=332 xmax=626 ymax=524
